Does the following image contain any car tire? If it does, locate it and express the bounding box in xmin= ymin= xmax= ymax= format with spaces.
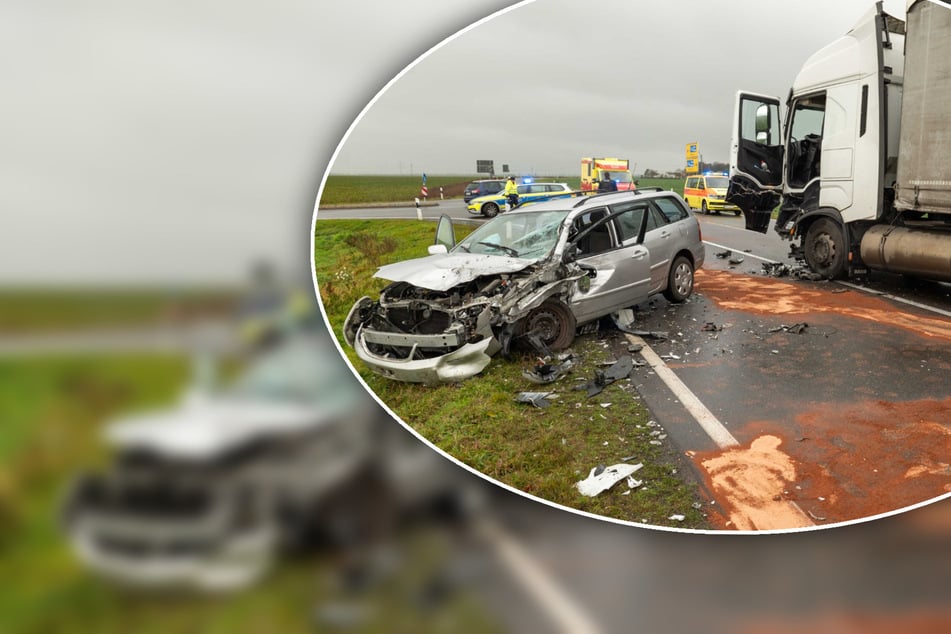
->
xmin=803 ymin=217 xmax=847 ymax=279
xmin=701 ymin=200 xmax=708 ymax=215
xmin=483 ymin=202 xmax=500 ymax=218
xmin=663 ymin=255 xmax=694 ymax=303
xmin=519 ymin=299 xmax=576 ymax=350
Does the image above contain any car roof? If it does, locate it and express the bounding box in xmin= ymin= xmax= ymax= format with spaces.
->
xmin=507 ymin=188 xmax=681 ymax=215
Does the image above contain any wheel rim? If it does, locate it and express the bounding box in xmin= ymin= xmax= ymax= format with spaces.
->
xmin=525 ymin=307 xmax=568 ymax=345
xmin=672 ymin=261 xmax=693 ymax=297
xmin=485 ymin=203 xmax=498 ymax=216
xmin=812 ymin=232 xmax=837 ymax=267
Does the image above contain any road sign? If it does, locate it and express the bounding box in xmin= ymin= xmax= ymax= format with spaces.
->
xmin=476 ymin=160 xmax=494 ymax=175
xmin=686 ymin=158 xmax=698 ymax=174
xmin=685 ymin=142 xmax=699 ymax=158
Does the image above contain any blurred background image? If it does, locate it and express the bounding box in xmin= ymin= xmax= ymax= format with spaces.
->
xmin=2 ymin=1 xmax=951 ymax=633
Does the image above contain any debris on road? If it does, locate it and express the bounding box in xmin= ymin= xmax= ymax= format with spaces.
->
xmin=522 ymin=354 xmax=575 ymax=384
xmin=515 ymin=391 xmax=556 ymax=408
xmin=768 ymin=323 xmax=809 ymax=335
xmin=701 ymin=322 xmax=722 ymax=332
xmin=575 ymin=355 xmax=635 ymax=397
xmin=715 ymin=249 xmax=732 ymax=259
xmin=728 ymin=254 xmax=745 ymax=266
xmin=576 ymin=462 xmax=643 ymax=496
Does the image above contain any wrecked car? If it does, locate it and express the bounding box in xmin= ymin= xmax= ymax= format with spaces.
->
xmin=60 ymin=329 xmax=478 ymax=591
xmin=344 ymin=189 xmax=705 ymax=384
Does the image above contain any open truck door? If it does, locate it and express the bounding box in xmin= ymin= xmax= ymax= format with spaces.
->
xmin=727 ymin=91 xmax=784 ymax=233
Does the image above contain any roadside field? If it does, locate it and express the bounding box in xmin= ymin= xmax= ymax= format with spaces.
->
xmin=0 ymin=288 xmax=238 ymax=334
xmin=319 ymin=175 xmax=684 ymax=206
xmin=0 ymin=351 xmax=499 ymax=634
xmin=313 ymin=219 xmax=709 ymax=529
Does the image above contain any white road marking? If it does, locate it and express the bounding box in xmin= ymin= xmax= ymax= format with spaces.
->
xmin=702 ymin=240 xmax=779 ymax=264
xmin=835 ymin=281 xmax=951 ymax=319
xmin=477 ymin=518 xmax=603 ymax=634
xmin=627 ymin=334 xmax=817 ymax=528
xmin=626 ymin=334 xmax=739 ymax=449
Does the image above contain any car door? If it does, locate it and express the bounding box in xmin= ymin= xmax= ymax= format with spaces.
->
xmin=567 ymin=206 xmax=651 ymax=323
xmin=612 ymin=201 xmax=675 ymax=294
xmin=727 ymin=91 xmax=785 ymax=233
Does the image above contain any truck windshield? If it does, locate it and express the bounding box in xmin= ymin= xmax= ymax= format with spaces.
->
xmin=604 ymin=171 xmax=633 ymax=183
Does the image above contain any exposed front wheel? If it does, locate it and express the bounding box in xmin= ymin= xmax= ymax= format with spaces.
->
xmin=803 ymin=218 xmax=847 ymax=279
xmin=663 ymin=255 xmax=694 ymax=303
xmin=483 ymin=202 xmax=499 ymax=218
xmin=519 ymin=300 xmax=576 ymax=350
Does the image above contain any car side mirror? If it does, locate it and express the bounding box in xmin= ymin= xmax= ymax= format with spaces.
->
xmin=428 ymin=244 xmax=449 ymax=255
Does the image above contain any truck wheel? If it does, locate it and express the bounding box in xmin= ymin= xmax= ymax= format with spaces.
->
xmin=701 ymin=200 xmax=708 ymax=215
xmin=804 ymin=218 xmax=847 ymax=279
xmin=519 ymin=300 xmax=576 ymax=350
xmin=663 ymin=255 xmax=694 ymax=303
xmin=483 ymin=202 xmax=500 ymax=218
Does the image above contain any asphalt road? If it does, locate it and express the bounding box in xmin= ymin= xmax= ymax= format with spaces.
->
xmin=317 ymin=200 xmax=951 ymax=529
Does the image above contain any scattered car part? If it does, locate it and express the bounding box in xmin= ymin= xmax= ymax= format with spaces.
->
xmin=575 ymin=463 xmax=643 ymax=497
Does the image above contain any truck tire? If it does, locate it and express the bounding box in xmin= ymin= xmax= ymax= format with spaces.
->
xmin=663 ymin=254 xmax=695 ymax=303
xmin=803 ymin=217 xmax=847 ymax=279
xmin=483 ymin=202 xmax=500 ymax=218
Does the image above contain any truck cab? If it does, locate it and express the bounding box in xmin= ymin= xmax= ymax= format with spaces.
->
xmin=726 ymin=2 xmax=905 ymax=278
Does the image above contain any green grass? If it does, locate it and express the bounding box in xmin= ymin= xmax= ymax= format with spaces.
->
xmin=0 ymin=288 xmax=238 ymax=334
xmin=313 ymin=219 xmax=708 ymax=529
xmin=320 ymin=175 xmax=684 ymax=205
xmin=0 ymin=353 xmax=502 ymax=634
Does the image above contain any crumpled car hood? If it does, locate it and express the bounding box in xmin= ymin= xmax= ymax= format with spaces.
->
xmin=105 ymin=397 xmax=328 ymax=459
xmin=375 ymin=252 xmax=534 ymax=292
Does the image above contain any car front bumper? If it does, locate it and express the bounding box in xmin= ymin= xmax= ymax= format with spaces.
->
xmin=354 ymin=328 xmax=500 ymax=383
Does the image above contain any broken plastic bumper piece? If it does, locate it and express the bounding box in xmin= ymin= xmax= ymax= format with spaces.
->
xmin=353 ymin=328 xmax=499 ymax=384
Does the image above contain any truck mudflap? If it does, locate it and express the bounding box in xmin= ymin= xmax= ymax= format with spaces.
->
xmin=726 ymin=175 xmax=779 ymax=234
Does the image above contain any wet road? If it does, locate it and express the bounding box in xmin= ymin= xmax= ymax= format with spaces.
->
xmin=319 ymin=201 xmax=951 ymax=530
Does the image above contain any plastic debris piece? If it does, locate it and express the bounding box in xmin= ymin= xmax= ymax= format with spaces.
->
xmin=515 ymin=391 xmax=555 ymax=408
xmin=715 ymin=249 xmax=732 ymax=259
xmin=728 ymin=254 xmax=745 ymax=265
xmin=626 ymin=476 xmax=643 ymax=489
xmin=575 ymin=355 xmax=635 ymax=397
xmin=668 ymin=514 xmax=685 ymax=522
xmin=576 ymin=463 xmax=643 ymax=497
xmin=522 ymin=354 xmax=575 ymax=384
xmin=701 ymin=322 xmax=722 ymax=332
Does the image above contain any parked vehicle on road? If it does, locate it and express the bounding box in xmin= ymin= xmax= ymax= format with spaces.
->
xmin=344 ymin=189 xmax=705 ymax=383
xmin=463 ymin=179 xmax=506 ymax=203
xmin=728 ymin=1 xmax=951 ymax=282
xmin=581 ymin=157 xmax=636 ymax=191
xmin=684 ymin=173 xmax=741 ymax=216
xmin=466 ymin=181 xmax=573 ymax=217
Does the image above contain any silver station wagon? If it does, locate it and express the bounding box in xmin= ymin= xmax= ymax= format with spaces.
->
xmin=343 ymin=189 xmax=705 ymax=383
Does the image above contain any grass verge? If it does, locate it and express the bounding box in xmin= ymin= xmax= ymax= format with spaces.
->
xmin=313 ymin=219 xmax=709 ymax=529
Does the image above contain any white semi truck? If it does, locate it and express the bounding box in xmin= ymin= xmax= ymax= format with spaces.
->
xmin=727 ymin=0 xmax=951 ymax=282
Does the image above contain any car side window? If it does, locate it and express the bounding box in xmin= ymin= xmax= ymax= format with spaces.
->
xmin=517 ymin=185 xmax=530 ymax=194
xmin=646 ymin=206 xmax=668 ymax=232
xmin=529 ymin=184 xmax=548 ymax=194
xmin=611 ymin=202 xmax=649 ymax=243
xmin=653 ymin=197 xmax=689 ymax=222
xmin=571 ymin=207 xmax=614 ymax=255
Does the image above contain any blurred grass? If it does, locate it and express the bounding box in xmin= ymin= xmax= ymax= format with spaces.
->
xmin=313 ymin=219 xmax=708 ymax=529
xmin=320 ymin=175 xmax=684 ymax=205
xmin=0 ymin=288 xmax=239 ymax=333
xmin=0 ymin=352 xmax=502 ymax=633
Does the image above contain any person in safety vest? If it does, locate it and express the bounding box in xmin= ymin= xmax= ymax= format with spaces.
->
xmin=504 ymin=176 xmax=519 ymax=211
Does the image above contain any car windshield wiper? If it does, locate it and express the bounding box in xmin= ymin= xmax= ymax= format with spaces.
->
xmin=477 ymin=241 xmax=520 ymax=257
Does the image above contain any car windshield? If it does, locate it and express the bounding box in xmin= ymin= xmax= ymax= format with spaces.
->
xmin=706 ymin=176 xmax=729 ymax=188
xmin=454 ymin=209 xmax=572 ymax=260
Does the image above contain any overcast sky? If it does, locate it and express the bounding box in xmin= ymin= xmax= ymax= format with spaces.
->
xmin=331 ymin=0 xmax=908 ymax=177
xmin=0 ymin=0 xmax=906 ymax=285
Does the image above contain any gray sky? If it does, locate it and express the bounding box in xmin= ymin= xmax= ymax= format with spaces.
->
xmin=0 ymin=0 xmax=905 ymax=285
xmin=331 ymin=0 xmax=908 ymax=177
